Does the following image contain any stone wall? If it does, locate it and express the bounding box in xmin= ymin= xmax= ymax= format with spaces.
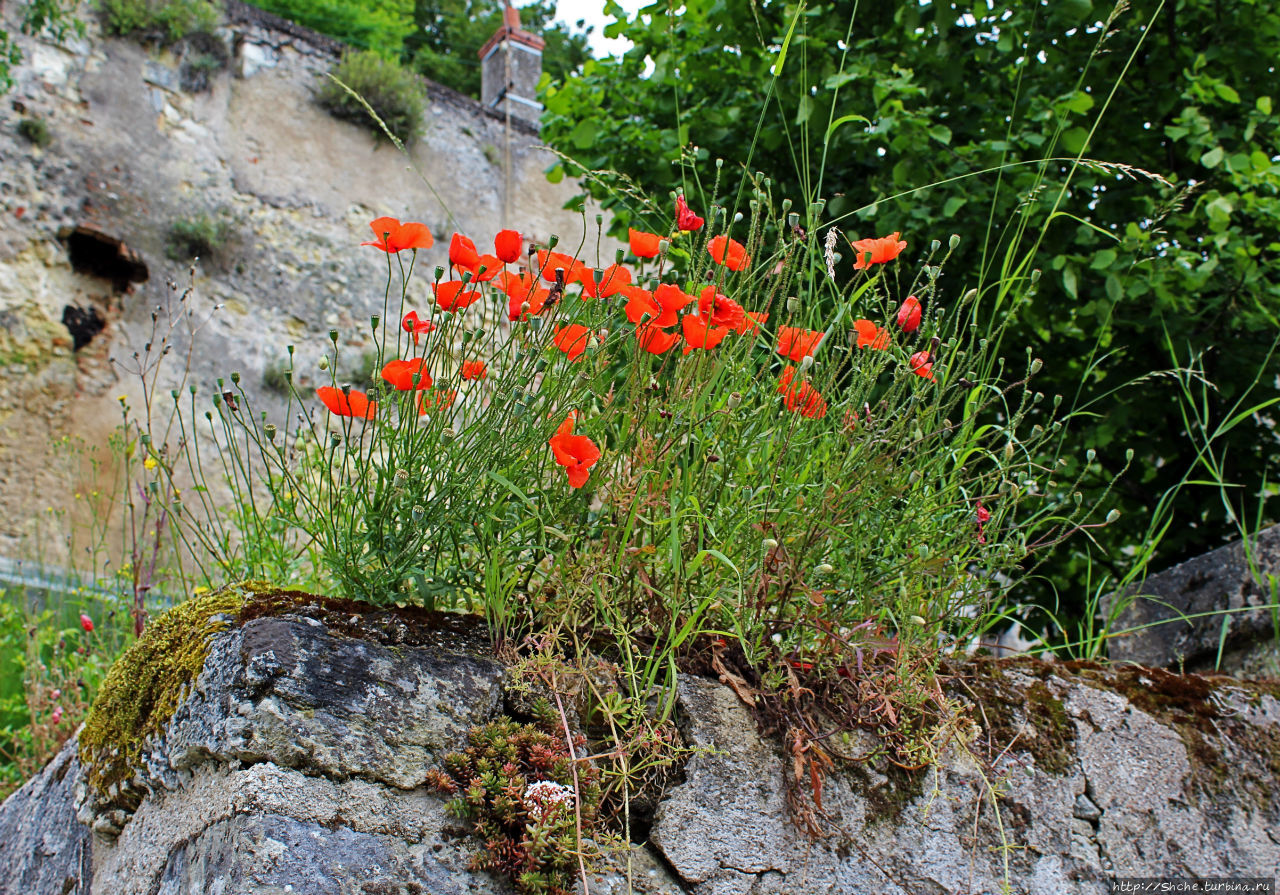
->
xmin=1 ymin=595 xmax=1277 ymax=894
xmin=0 ymin=5 xmax=598 ymax=557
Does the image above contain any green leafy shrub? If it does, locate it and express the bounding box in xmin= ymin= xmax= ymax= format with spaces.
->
xmin=99 ymin=0 xmax=221 ymax=42
xmin=165 ymin=212 xmax=228 ymax=262
xmin=426 ymin=711 xmax=602 ymax=895
xmin=17 ymin=116 xmax=51 ymax=147
xmin=317 ymin=51 xmax=426 ymax=145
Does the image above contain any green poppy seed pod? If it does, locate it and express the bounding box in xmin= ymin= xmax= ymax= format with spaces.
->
xmin=319 ymin=356 xmax=329 ymax=371
xmin=329 ymin=329 xmax=339 ymax=343
xmin=716 ymin=158 xmax=724 ymax=169
xmin=809 ymin=199 xmax=825 ymax=218
xmin=170 ymin=389 xmax=179 ymax=400
xmin=595 ymin=213 xmax=604 ymax=226
xmin=659 ymin=238 xmax=670 ymax=254
xmin=799 ymin=355 xmax=814 ymax=371
xmin=1106 ymin=509 xmax=1121 ymax=523
xmin=816 ymin=563 xmax=834 ymax=575
xmin=287 ymin=344 xmax=295 ymax=356
xmin=545 ymin=234 xmax=560 ymax=250
xmin=140 ymin=433 xmax=151 ymax=446
xmin=762 ymin=538 xmax=779 ymax=551
xmin=231 ymin=371 xmax=241 ymax=385
xmin=727 ymin=392 xmax=742 ymax=409
xmin=1073 ymin=491 xmax=1083 ymax=505
xmin=1125 ymin=448 xmax=1134 ymax=462
xmin=442 ymin=427 xmax=456 ymax=441
xmin=148 ymin=481 xmax=158 ymax=493
xmin=433 ymin=265 xmax=445 ymax=281
xmin=949 ymin=234 xmax=960 ymax=250
xmin=534 ymin=358 xmax=546 ymax=372
xmin=412 ymin=505 xmax=425 ymax=521
xmin=787 ymin=212 xmax=799 ymax=229
xmin=204 ymin=411 xmax=213 ymax=420
xmin=786 ymin=296 xmax=799 ymax=313
xmin=1086 ymin=448 xmax=1097 ymax=462
xmin=1032 ymin=424 xmax=1044 ymax=438
xmin=748 ymin=199 xmax=758 ymax=211
xmin=1030 ymin=269 xmax=1042 ymax=285
xmin=781 ymin=198 xmax=792 ymax=213
xmin=217 ymin=377 xmax=225 ymax=389
xmin=212 ymin=393 xmax=222 ymax=407
xmin=476 ymin=263 xmax=488 ymax=279
xmin=1033 ymin=392 xmax=1044 ymax=404
xmin=462 ymin=330 xmax=473 ymax=343
xmin=930 ymin=239 xmax=941 ymax=253
xmin=1030 ymin=358 xmax=1044 ymax=376
xmin=459 ymin=270 xmax=473 ymax=286
xmin=265 ymin=424 xmax=277 ymax=441
xmin=441 ymin=311 xmax=454 ymax=324
xmin=529 ymin=317 xmax=543 ymax=332
xmin=615 ymin=248 xmax=625 ymax=264
xmin=394 ymin=468 xmax=409 ymax=486
xmin=330 ymin=433 xmax=341 ymax=448
xmin=370 ymin=315 xmax=380 ymax=332
xmin=190 ymin=385 xmax=197 ymax=395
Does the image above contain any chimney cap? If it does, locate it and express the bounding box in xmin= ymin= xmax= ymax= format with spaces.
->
xmin=478 ymin=1 xmax=546 ymax=59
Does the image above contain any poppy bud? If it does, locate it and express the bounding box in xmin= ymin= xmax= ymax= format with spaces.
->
xmin=1086 ymin=448 xmax=1096 ymax=462
xmin=1030 ymin=358 xmax=1043 ymax=375
xmin=949 ymin=234 xmax=960 ymax=250
xmin=733 ymin=212 xmax=744 ymax=223
xmin=171 ymin=389 xmax=179 ymax=400
xmin=329 ymin=329 xmax=339 ymax=343
xmin=910 ymin=615 xmax=927 ymax=626
xmin=80 ymin=614 xmax=94 ymax=633
xmin=727 ymin=392 xmax=741 ymax=409
xmin=816 ymin=563 xmax=834 ymax=575
xmin=896 ymin=295 xmax=923 ymax=332
xmin=1004 ymin=443 xmax=1015 ymax=461
xmin=930 ymin=239 xmax=941 ymax=253
xmin=441 ymin=311 xmax=454 ymax=324
xmin=1030 ymin=269 xmax=1042 ymax=285
xmin=231 ymin=371 xmax=241 ymax=384
xmin=319 ymin=356 xmax=329 ymax=371
xmin=658 ymin=238 xmax=670 ymax=254
xmin=762 ymin=538 xmax=778 ymax=551
xmin=963 ymin=288 xmax=978 ymax=303
xmin=519 ymin=301 xmax=531 ymax=316
xmin=786 ymin=296 xmax=799 ymax=313
xmin=371 ymin=315 xmax=381 ymax=332
xmin=716 ymin=158 xmax=724 ymax=169
xmin=1106 ymin=509 xmax=1121 ymax=523
xmin=265 ymin=424 xmax=277 ymax=441
xmin=799 ymin=355 xmax=814 ymax=371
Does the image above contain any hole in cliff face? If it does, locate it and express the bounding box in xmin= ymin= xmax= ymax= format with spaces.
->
xmin=62 ymin=304 xmax=106 ymax=350
xmin=62 ymin=225 xmax=149 ymax=292
xmin=176 ymin=32 xmax=230 ymax=92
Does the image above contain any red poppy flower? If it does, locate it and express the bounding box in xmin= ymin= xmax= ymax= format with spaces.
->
xmin=681 ymin=314 xmax=730 ymax=353
xmin=317 ymin=386 xmax=376 ymax=419
xmin=708 ymin=235 xmax=750 ymax=271
xmin=850 ymin=232 xmax=907 ymax=270
xmin=80 ymin=614 xmax=94 ymax=633
xmin=536 ymin=250 xmax=586 ymax=284
xmin=636 ymin=323 xmax=680 ymax=355
xmin=553 ymin=409 xmax=578 ymax=438
xmin=381 ymin=358 xmax=432 ymax=390
xmin=698 ymin=286 xmax=746 ymax=330
xmin=418 ymin=389 xmax=457 ymax=414
xmin=580 ymin=263 xmax=632 ymax=299
xmin=629 ymin=229 xmax=663 ymax=259
xmin=909 ymin=351 xmax=935 ymax=380
xmin=549 ymin=433 xmax=601 ymax=489
xmin=975 ymin=500 xmax=991 ymax=543
xmin=897 ymin=295 xmax=922 ymax=332
xmin=777 ymin=369 xmax=827 ymax=419
xmin=449 ymin=233 xmax=500 ymax=281
xmin=401 ymin=310 xmax=435 ymax=345
xmin=494 ymin=228 xmax=523 ymax=264
xmin=623 ymin=283 xmax=693 ymax=328
xmin=433 ymin=280 xmax=481 ymax=312
xmin=553 ymin=323 xmax=592 ymax=361
xmin=735 ymin=311 xmax=768 ymax=335
xmin=362 ymin=216 xmax=434 ymax=253
xmin=854 ymin=319 xmax=891 ymax=350
xmin=461 ymin=360 xmax=487 ymax=381
xmin=675 ymin=195 xmax=704 ymax=231
xmin=776 ymin=326 xmax=824 ymax=362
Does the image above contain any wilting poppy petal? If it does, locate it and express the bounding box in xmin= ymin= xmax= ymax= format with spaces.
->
xmin=681 ymin=314 xmax=730 ymax=352
xmin=494 ymin=229 xmax=523 ymax=264
xmin=708 ymin=235 xmax=750 ymax=271
xmin=675 ymin=195 xmax=704 ymax=232
xmin=636 ymin=323 xmax=680 ymax=355
xmin=698 ymin=286 xmax=746 ymax=330
xmin=553 ymin=323 xmax=592 ymax=361
xmin=776 ymin=326 xmax=824 ymax=362
xmin=850 ymin=232 xmax=907 ymax=270
xmin=853 ymin=319 xmax=891 ymax=350
xmin=461 ymin=360 xmax=487 ymax=381
xmin=629 ymin=229 xmax=663 ymax=259
xmin=381 ymin=358 xmax=432 ymax=391
xmin=317 ymin=386 xmax=376 ymax=419
xmin=433 ymin=280 xmax=481 ymax=311
xmin=897 ymin=295 xmax=922 ymax=332
xmin=401 ymin=310 xmax=436 ymax=345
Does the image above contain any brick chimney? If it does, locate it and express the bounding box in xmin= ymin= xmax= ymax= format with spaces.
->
xmin=478 ymin=2 xmax=545 ymax=128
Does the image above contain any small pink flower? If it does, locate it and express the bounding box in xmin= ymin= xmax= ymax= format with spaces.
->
xmin=80 ymin=614 xmax=94 ymax=633
xmin=51 ymin=706 xmax=63 ymax=725
xmin=976 ymin=501 xmax=991 ymax=543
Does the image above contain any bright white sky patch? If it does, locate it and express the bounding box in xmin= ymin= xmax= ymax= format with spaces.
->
xmin=553 ymin=0 xmax=644 ymax=57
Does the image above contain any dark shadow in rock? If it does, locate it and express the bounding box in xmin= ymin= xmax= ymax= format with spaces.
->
xmin=62 ymin=304 xmax=105 ymax=350
xmin=61 ymin=225 xmax=149 ymax=291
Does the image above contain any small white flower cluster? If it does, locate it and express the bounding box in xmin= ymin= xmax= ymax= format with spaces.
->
xmin=523 ymin=780 xmax=574 ymax=821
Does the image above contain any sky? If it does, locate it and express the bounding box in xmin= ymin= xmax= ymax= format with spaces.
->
xmin=551 ymin=0 xmax=644 ymax=57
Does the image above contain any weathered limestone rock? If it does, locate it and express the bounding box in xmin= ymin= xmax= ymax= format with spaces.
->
xmin=2 ymin=601 xmax=1277 ymax=895
xmin=1106 ymin=524 xmax=1280 ymax=674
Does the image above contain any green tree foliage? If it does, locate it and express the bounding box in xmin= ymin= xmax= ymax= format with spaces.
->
xmin=1 ymin=0 xmax=83 ymax=92
xmin=249 ymin=0 xmax=413 ymax=57
xmin=541 ymin=0 xmax=1280 ymax=613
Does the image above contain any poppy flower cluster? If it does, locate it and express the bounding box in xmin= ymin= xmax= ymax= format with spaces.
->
xmin=548 ymin=411 xmax=599 ymax=489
